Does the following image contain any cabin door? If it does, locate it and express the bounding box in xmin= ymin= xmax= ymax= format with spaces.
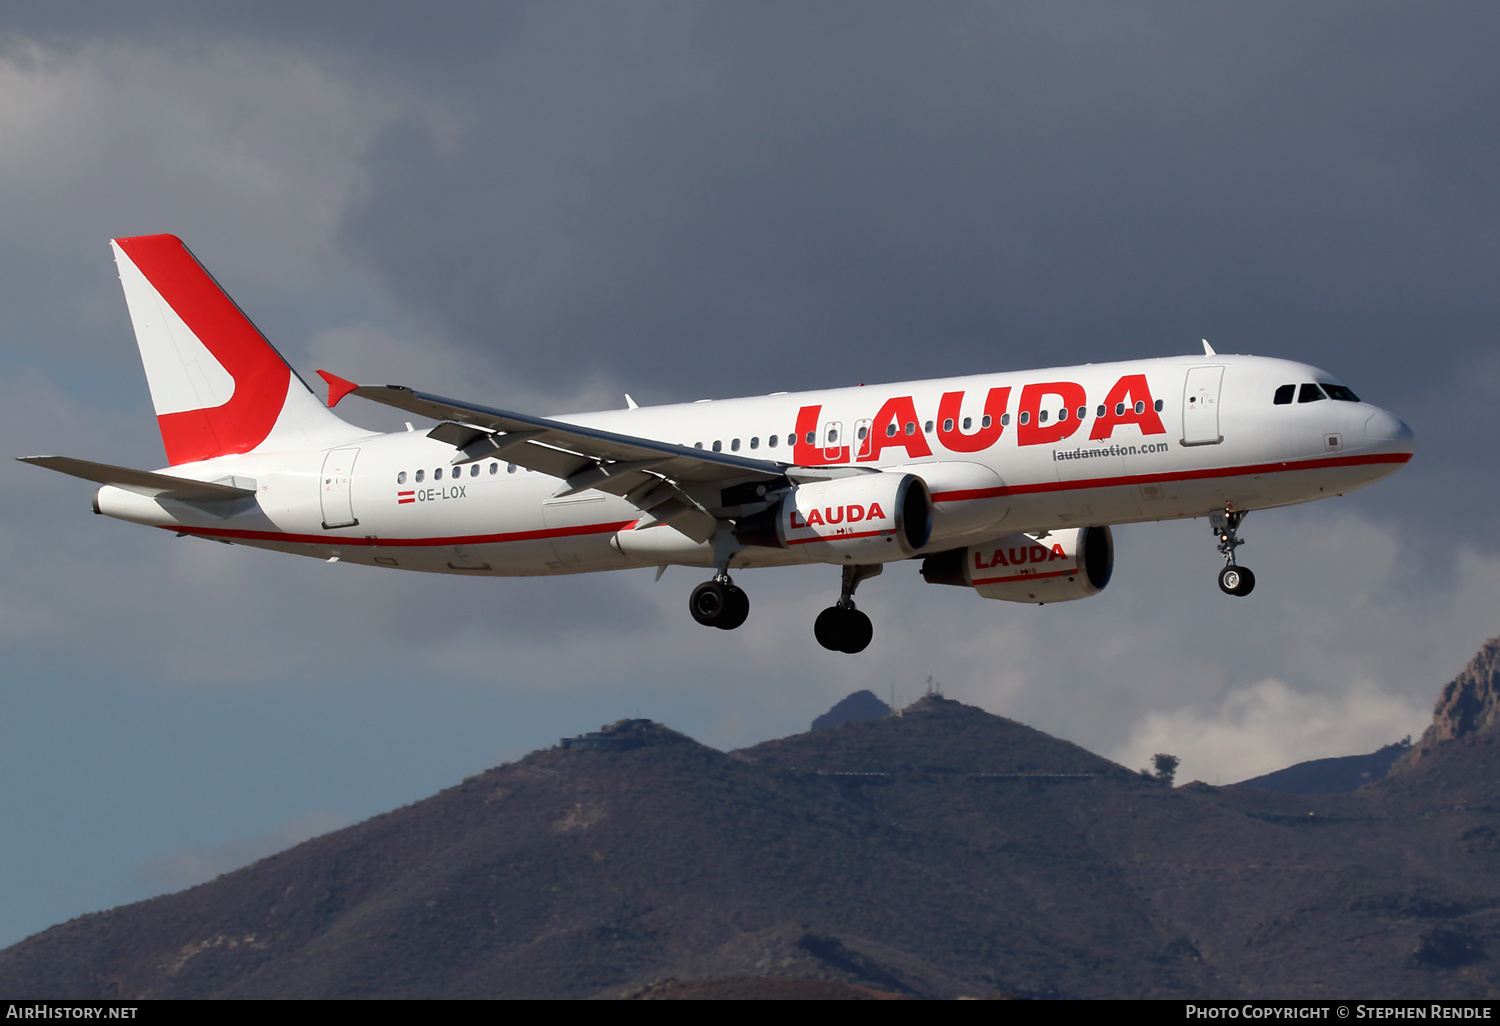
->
xmin=1181 ymin=366 xmax=1225 ymax=446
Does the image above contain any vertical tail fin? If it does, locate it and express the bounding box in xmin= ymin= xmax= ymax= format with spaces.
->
xmin=111 ymin=234 xmax=354 ymax=465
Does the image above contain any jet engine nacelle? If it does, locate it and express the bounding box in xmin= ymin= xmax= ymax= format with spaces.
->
xmin=919 ymin=525 xmax=1113 ymax=603
xmin=735 ymin=472 xmax=932 ymax=563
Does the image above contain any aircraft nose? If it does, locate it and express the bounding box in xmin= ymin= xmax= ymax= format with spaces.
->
xmin=1365 ymin=408 xmax=1415 ymax=457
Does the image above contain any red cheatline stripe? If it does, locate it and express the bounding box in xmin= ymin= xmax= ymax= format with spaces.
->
xmin=930 ymin=451 xmax=1411 ymax=503
xmin=397 ymin=498 xmax=415 ymax=505
xmin=164 ymin=519 xmax=640 ymax=547
xmin=786 ymin=528 xmax=892 ymax=545
xmin=972 ymin=568 xmax=1075 ymax=585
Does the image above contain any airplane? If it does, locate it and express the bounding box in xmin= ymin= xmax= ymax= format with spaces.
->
xmin=20 ymin=235 xmax=1415 ymax=654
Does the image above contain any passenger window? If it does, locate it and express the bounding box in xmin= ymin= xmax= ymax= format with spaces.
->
xmin=981 ymin=415 xmax=992 ymax=428
xmin=1154 ymin=399 xmax=1163 ymax=412
xmin=1019 ymin=411 xmax=1030 ymax=425
xmin=805 ymin=432 xmax=815 ymax=445
xmin=943 ymin=418 xmax=954 ymax=432
xmin=397 ymin=471 xmax=407 ymax=484
xmin=1274 ymin=384 xmax=1295 ymax=405
xmin=1001 ymin=413 xmax=1010 ymax=426
xmin=1323 ymin=384 xmax=1361 ymax=402
xmin=470 ymin=464 xmax=479 ymax=477
xmin=768 ymin=435 xmax=778 ymax=448
xmin=712 ymin=440 xmax=722 ymax=452
xmin=490 ymin=462 xmax=498 ymax=474
xmin=750 ymin=437 xmax=759 ymax=449
xmin=694 ymin=441 xmax=703 ymax=449
xmin=507 ymin=463 xmax=517 ymax=474
xmin=434 ymin=467 xmax=443 ymax=480
xmin=1057 ymin=408 xmax=1068 ymax=422
xmin=1038 ymin=410 xmax=1049 ymax=424
xmin=886 ymin=423 xmax=897 ymax=437
xmin=1134 ymin=400 xmax=1145 ymax=414
xmin=1298 ymin=383 xmax=1327 ymax=404
xmin=1096 ymin=405 xmax=1106 ymax=418
xmin=731 ymin=438 xmax=740 ymax=452
xmin=904 ymin=422 xmax=916 ymax=435
xmin=415 ymin=469 xmax=425 ymax=483
xmin=924 ymin=420 xmax=933 ymax=433
xmin=962 ymin=417 xmax=972 ymax=430
xmin=1077 ymin=406 xmax=1087 ymax=420
xmin=856 ymin=425 xmax=868 ymax=440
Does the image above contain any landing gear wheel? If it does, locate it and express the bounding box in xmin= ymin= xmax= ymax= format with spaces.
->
xmin=717 ymin=585 xmax=750 ymax=630
xmin=839 ymin=609 xmax=873 ymax=653
xmin=814 ymin=606 xmax=874 ymax=653
xmin=814 ymin=607 xmax=847 ymax=651
xmin=1218 ymin=565 xmax=1255 ymax=597
xmin=689 ymin=580 xmax=728 ymax=625
xmin=690 ymin=580 xmax=751 ymax=629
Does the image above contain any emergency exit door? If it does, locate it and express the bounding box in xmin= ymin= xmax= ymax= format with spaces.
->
xmin=320 ymin=448 xmax=360 ymax=529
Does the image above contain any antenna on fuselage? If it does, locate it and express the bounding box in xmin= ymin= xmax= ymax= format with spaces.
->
xmin=1201 ymin=338 xmax=1217 ymax=356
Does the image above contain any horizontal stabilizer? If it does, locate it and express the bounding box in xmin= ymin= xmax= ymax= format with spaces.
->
xmin=17 ymin=456 xmax=256 ymax=502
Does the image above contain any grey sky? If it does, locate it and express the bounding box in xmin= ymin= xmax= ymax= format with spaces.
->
xmin=1 ymin=3 xmax=1497 ymax=946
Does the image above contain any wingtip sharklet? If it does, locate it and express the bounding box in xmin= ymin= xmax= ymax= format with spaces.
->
xmin=316 ymin=370 xmax=360 ymax=408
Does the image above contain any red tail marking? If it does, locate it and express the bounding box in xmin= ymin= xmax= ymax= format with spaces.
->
xmin=115 ymin=235 xmax=290 ymax=465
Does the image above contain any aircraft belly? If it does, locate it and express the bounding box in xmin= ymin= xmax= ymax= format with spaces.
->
xmin=542 ymin=492 xmax=635 ymax=571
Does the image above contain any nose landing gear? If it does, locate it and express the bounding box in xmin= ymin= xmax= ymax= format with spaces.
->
xmin=814 ymin=564 xmax=881 ymax=653
xmin=1211 ymin=507 xmax=1255 ymax=596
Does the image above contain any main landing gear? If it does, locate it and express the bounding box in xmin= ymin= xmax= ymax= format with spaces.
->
xmin=1211 ymin=507 xmax=1255 ymax=597
xmin=689 ymin=574 xmax=750 ymax=630
xmin=690 ymin=522 xmax=751 ymax=631
xmin=814 ymin=565 xmax=881 ymax=654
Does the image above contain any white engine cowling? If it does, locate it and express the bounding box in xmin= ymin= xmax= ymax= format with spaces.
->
xmin=735 ymin=473 xmax=932 ymax=563
xmin=919 ymin=526 xmax=1113 ymax=603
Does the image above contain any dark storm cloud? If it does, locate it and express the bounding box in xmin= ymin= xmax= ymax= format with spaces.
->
xmin=324 ymin=4 xmax=1500 ymax=398
xmin=16 ymin=5 xmax=1498 ymax=397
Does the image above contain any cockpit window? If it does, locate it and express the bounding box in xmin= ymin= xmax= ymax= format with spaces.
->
xmin=1298 ymin=383 xmax=1327 ymax=403
xmin=1273 ymin=384 xmax=1295 ymax=405
xmin=1322 ymin=384 xmax=1361 ymax=402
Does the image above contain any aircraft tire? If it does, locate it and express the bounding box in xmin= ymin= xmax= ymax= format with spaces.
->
xmin=1218 ymin=565 xmax=1255 ymax=597
xmin=839 ymin=609 xmax=874 ymax=653
xmin=1232 ymin=566 xmax=1255 ymax=596
xmin=716 ymin=585 xmax=750 ymax=630
xmin=814 ymin=606 xmax=848 ymax=651
xmin=690 ymin=580 xmax=730 ymax=626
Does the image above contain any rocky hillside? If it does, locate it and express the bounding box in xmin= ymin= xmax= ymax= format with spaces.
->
xmin=1 ymin=680 xmax=1498 ymax=999
xmin=1398 ymin=636 xmax=1500 ymax=768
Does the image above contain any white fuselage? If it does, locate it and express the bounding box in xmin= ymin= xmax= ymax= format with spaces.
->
xmin=93 ymin=354 xmax=1415 ymax=575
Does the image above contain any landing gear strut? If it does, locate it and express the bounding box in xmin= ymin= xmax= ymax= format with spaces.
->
xmin=814 ymin=565 xmax=881 ymax=654
xmin=690 ymin=573 xmax=749 ymax=630
xmin=1210 ymin=507 xmax=1255 ymax=597
xmin=690 ymin=522 xmax=751 ymax=630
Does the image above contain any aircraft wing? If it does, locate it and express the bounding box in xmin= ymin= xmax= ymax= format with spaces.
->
xmin=17 ymin=456 xmax=256 ymax=502
xmin=320 ymin=373 xmax=795 ymax=542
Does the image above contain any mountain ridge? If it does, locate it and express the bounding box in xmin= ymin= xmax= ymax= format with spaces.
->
xmin=2 ymin=678 xmax=1498 ymax=998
